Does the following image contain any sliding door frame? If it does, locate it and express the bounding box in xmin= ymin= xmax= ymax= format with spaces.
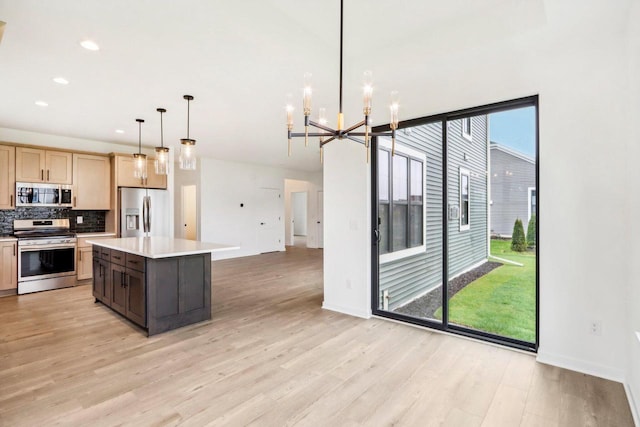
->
xmin=370 ymin=95 xmax=539 ymax=352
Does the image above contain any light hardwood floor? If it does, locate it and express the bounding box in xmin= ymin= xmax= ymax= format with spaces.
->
xmin=0 ymin=246 xmax=634 ymax=426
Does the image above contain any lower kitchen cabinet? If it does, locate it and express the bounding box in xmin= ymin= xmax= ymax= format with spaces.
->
xmin=92 ymin=255 xmax=111 ymax=306
xmin=77 ymin=246 xmax=93 ymax=280
xmin=91 ymin=243 xmax=211 ymax=336
xmin=102 ymin=250 xmax=146 ymax=328
xmin=0 ymin=240 xmax=17 ymax=292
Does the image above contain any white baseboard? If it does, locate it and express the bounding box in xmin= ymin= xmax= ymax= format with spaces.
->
xmin=624 ymin=381 xmax=640 ymax=427
xmin=536 ymin=350 xmax=625 ymax=382
xmin=322 ymin=301 xmax=371 ymax=319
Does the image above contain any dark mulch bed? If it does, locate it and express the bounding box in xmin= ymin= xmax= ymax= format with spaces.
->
xmin=394 ymin=261 xmax=503 ymax=319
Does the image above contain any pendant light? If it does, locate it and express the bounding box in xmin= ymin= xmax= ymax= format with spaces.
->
xmin=179 ymin=94 xmax=196 ymax=170
xmin=133 ymin=118 xmax=147 ymax=179
xmin=155 ymin=108 xmax=169 ymax=175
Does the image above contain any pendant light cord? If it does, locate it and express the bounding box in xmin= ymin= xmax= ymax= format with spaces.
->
xmin=160 ymin=110 xmax=164 ymax=147
xmin=138 ymin=121 xmax=142 ymax=153
xmin=186 ymin=98 xmax=190 ymax=140
xmin=339 ymin=0 xmax=343 ymax=114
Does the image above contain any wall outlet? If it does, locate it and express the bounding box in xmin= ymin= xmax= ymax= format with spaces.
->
xmin=589 ymin=321 xmax=602 ymax=336
xmin=76 ymin=216 xmax=83 ymax=224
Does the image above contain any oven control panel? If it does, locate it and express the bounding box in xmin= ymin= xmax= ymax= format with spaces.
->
xmin=19 ymin=238 xmax=77 ymax=246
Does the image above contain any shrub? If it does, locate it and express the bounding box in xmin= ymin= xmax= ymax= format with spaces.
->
xmin=527 ymin=215 xmax=536 ymax=248
xmin=511 ymin=218 xmax=527 ymax=252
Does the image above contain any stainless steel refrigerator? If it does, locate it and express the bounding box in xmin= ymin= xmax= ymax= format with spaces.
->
xmin=119 ymin=188 xmax=170 ymax=237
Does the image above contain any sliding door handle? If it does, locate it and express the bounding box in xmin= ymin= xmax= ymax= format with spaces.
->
xmin=373 ymin=229 xmax=381 ymax=243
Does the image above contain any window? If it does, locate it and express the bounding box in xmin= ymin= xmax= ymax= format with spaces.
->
xmin=528 ymin=187 xmax=536 ymax=222
xmin=461 ymin=117 xmax=472 ymax=141
xmin=460 ymin=168 xmax=470 ymax=231
xmin=378 ymin=138 xmax=426 ymax=262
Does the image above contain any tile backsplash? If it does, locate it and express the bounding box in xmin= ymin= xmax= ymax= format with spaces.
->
xmin=0 ymin=208 xmax=106 ymax=234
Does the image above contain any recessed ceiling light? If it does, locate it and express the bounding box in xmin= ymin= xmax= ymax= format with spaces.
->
xmin=115 ymin=129 xmax=125 ymax=134
xmin=53 ymin=77 xmax=69 ymax=85
xmin=35 ymin=100 xmax=48 ymax=107
xmin=80 ymin=39 xmax=100 ymax=51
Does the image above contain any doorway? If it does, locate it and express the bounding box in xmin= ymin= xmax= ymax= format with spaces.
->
xmin=181 ymin=185 xmax=197 ymax=240
xmin=291 ymin=192 xmax=308 ymax=247
xmin=372 ymin=96 xmax=539 ymax=351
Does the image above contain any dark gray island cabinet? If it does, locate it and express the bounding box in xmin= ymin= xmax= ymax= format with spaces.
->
xmin=89 ymin=237 xmax=238 ymax=336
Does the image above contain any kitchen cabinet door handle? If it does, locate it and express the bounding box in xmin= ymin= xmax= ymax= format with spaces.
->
xmin=41 ymin=169 xmax=44 ymax=180
xmin=47 ymin=170 xmax=50 ymax=181
xmin=73 ymin=196 xmax=77 ymax=207
xmin=10 ymin=194 xmax=13 ymax=207
xmin=13 ymin=244 xmax=16 ymax=256
xmin=79 ymin=250 xmax=82 ymax=261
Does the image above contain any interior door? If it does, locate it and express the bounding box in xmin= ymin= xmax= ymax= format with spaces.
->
xmin=257 ymin=188 xmax=282 ymax=253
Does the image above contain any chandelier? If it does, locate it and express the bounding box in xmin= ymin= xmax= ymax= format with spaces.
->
xmin=286 ymin=0 xmax=399 ymax=162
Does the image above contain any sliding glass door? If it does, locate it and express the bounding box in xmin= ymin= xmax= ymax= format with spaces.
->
xmin=372 ymin=97 xmax=538 ymax=351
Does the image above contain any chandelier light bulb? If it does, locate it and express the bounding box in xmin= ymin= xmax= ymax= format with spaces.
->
xmin=390 ymin=91 xmax=399 ymax=129
xmin=303 ymin=72 xmax=312 ymax=115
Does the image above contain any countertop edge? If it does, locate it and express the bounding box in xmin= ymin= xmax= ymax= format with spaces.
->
xmin=76 ymin=232 xmax=117 ymax=238
xmin=0 ymin=236 xmax=17 ymax=242
xmin=87 ymin=239 xmax=239 ymax=259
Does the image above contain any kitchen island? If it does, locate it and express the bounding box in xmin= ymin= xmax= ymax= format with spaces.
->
xmin=88 ymin=237 xmax=238 ymax=336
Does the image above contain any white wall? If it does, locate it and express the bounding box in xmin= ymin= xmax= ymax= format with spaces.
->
xmin=322 ymin=1 xmax=637 ymax=399
xmin=323 ymin=140 xmax=371 ymax=318
xmin=199 ymin=157 xmax=322 ymax=260
xmin=284 ymin=179 xmax=322 ymax=248
xmin=0 ymin=127 xmax=154 ymax=156
xmin=626 ymin=1 xmax=640 ymax=422
xmin=292 ymin=192 xmax=307 ymax=236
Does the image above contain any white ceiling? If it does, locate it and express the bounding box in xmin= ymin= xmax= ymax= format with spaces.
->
xmin=0 ymin=0 xmax=548 ymax=172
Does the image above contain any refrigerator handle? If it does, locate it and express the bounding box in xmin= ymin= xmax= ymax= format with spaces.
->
xmin=143 ymin=195 xmax=151 ymax=233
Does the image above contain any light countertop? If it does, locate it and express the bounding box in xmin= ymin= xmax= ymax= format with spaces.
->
xmin=76 ymin=232 xmax=117 ymax=238
xmin=87 ymin=237 xmax=239 ymax=259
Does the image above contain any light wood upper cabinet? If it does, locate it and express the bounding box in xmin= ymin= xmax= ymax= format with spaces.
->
xmin=115 ymin=156 xmax=166 ymax=189
xmin=73 ymin=153 xmax=111 ymax=210
xmin=16 ymin=147 xmax=72 ymax=184
xmin=0 ymin=241 xmax=17 ymax=291
xmin=15 ymin=147 xmax=45 ymax=182
xmin=0 ymin=145 xmax=15 ymax=210
xmin=46 ymin=151 xmax=73 ymax=184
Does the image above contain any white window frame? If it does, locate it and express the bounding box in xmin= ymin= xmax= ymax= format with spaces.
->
xmin=461 ymin=117 xmax=472 ymax=141
xmin=379 ymin=137 xmax=427 ymax=264
xmin=459 ymin=167 xmax=470 ymax=231
xmin=528 ymin=187 xmax=536 ymax=223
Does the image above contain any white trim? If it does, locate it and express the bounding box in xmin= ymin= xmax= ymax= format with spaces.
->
xmin=322 ymin=301 xmax=371 ymax=319
xmin=624 ymin=381 xmax=640 ymax=427
xmin=536 ymin=350 xmax=625 ymax=383
xmin=379 ymin=137 xmax=427 ymax=263
xmin=461 ymin=117 xmax=472 ymax=141
xmin=459 ymin=167 xmax=471 ymax=231
xmin=527 ymin=187 xmax=536 ymax=223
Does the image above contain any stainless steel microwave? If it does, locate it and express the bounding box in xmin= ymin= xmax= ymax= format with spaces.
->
xmin=16 ymin=182 xmax=73 ymax=207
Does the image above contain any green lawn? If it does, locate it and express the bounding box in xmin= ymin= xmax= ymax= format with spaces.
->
xmin=435 ymin=239 xmax=536 ymax=343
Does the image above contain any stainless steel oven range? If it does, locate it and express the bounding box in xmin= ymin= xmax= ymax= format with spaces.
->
xmin=14 ymin=219 xmax=77 ymax=294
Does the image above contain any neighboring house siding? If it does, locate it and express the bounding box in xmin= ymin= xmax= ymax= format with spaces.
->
xmin=379 ymin=116 xmax=488 ymax=310
xmin=489 ymin=145 xmax=535 ymax=237
xmin=447 ymin=117 xmax=488 ymax=278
